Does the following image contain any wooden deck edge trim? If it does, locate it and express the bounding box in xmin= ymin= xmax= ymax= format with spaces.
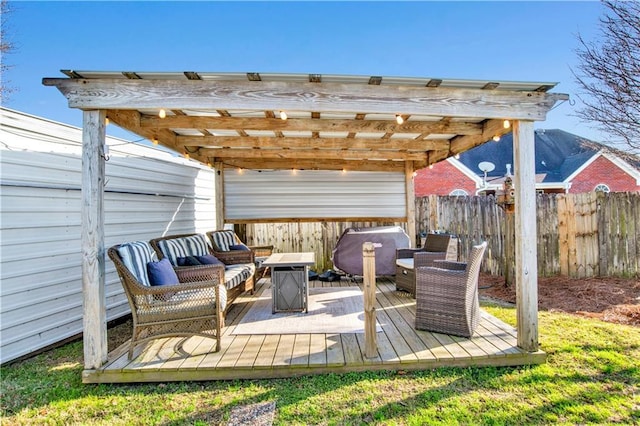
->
xmin=82 ymin=351 xmax=546 ymax=384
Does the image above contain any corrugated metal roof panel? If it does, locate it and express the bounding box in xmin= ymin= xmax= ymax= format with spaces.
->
xmin=58 ymin=70 xmax=558 ymax=92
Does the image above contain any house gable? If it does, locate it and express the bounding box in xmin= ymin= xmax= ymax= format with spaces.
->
xmin=414 ymin=159 xmax=480 ymax=196
xmin=569 ymin=154 xmax=640 ymax=193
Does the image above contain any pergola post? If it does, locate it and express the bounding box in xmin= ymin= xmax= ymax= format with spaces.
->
xmin=405 ymin=161 xmax=417 ymax=247
xmin=214 ymin=161 xmax=225 ymax=230
xmin=82 ymin=110 xmax=108 ymax=369
xmin=513 ymin=120 xmax=539 ymax=351
xmin=362 ymin=242 xmax=377 ymax=358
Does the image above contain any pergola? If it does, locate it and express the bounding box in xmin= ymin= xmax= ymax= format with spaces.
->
xmin=44 ymin=71 xmax=568 ymax=371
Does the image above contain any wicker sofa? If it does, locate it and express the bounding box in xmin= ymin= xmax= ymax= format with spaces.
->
xmin=149 ymin=233 xmax=256 ymax=313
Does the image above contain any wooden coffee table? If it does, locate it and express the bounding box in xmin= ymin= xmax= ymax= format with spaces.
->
xmin=262 ymin=252 xmax=315 ymax=313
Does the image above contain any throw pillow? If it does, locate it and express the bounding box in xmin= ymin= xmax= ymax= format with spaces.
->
xmin=196 ymin=254 xmax=224 ymax=266
xmin=229 ymin=244 xmax=250 ymax=251
xmin=176 ymin=256 xmax=203 ymax=266
xmin=147 ymin=258 xmax=180 ymax=286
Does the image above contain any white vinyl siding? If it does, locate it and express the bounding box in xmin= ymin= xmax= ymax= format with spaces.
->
xmin=224 ymin=169 xmax=406 ymax=220
xmin=0 ymin=108 xmax=216 ymax=364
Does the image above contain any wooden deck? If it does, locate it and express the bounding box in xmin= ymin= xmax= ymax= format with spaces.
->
xmin=83 ymin=277 xmax=546 ymax=383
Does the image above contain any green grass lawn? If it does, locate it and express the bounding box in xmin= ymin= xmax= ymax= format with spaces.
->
xmin=2 ymin=305 xmax=639 ymax=425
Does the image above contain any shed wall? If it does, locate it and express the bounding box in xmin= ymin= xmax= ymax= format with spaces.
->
xmin=0 ymin=108 xmax=216 ymax=364
xmin=224 ymin=169 xmax=406 ymax=220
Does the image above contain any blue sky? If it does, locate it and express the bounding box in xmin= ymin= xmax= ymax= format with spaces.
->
xmin=3 ymin=1 xmax=609 ymax=143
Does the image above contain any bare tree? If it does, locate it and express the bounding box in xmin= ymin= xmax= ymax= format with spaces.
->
xmin=1 ymin=0 xmax=15 ymax=102
xmin=573 ymin=1 xmax=640 ymax=152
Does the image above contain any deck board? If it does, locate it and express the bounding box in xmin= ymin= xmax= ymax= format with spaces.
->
xmin=83 ymin=276 xmax=546 ymax=383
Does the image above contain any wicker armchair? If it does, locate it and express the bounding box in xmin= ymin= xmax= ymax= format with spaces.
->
xmin=108 ymin=242 xmax=224 ymax=360
xmin=395 ymin=233 xmax=456 ymax=295
xmin=206 ymin=230 xmax=274 ymax=277
xmin=415 ymin=241 xmax=487 ymax=337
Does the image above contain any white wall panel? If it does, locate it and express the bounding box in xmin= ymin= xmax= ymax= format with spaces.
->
xmin=0 ymin=107 xmax=216 ymax=364
xmin=225 ymin=169 xmax=406 ymax=220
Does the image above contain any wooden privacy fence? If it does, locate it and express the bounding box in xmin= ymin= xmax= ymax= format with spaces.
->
xmin=417 ymin=192 xmax=639 ymax=278
xmin=239 ymin=221 xmax=405 ymax=273
xmin=239 ymin=192 xmax=639 ymax=278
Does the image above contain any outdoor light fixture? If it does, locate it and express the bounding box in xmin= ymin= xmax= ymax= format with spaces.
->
xmin=503 ymin=119 xmax=510 ymax=129
xmin=105 ymin=117 xmax=109 ymax=126
xmin=395 ymin=114 xmax=404 ymax=125
xmin=493 ymin=135 xmax=501 ymax=142
xmin=279 ymin=110 xmax=288 ymax=120
xmin=159 ymin=109 xmax=167 ymax=119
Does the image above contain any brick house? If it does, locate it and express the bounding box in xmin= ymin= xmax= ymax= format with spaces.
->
xmin=414 ymin=129 xmax=640 ymax=196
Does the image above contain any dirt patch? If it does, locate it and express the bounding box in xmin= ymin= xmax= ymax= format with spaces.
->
xmin=479 ymin=273 xmax=640 ymax=326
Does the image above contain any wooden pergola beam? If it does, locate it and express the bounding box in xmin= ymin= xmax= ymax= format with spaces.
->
xmin=142 ymin=115 xmax=483 ymax=135
xmin=176 ymin=135 xmax=451 ymax=151
xmin=43 ymin=78 xmax=568 ymax=121
xmin=200 ymin=148 xmax=427 ymax=161
xmin=216 ymin=158 xmax=412 ymax=172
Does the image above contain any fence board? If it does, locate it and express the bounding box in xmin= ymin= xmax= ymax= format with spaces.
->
xmin=242 ymin=193 xmax=639 ymax=278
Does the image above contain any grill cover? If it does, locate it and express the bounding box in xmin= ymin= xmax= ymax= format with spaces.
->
xmin=332 ymin=226 xmax=410 ymax=276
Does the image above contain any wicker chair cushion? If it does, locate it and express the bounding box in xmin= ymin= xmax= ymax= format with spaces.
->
xmin=117 ymin=241 xmax=157 ymax=285
xmin=224 ymin=263 xmax=256 ymax=290
xmin=155 ymin=234 xmax=210 ymax=266
xmin=395 ymin=258 xmax=414 ymax=269
xmin=210 ymin=230 xmax=236 ymax=252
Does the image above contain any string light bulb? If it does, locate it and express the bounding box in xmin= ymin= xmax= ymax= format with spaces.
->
xmin=291 ymin=168 xmax=297 ymax=175
xmin=279 ymin=110 xmax=288 ymax=121
xmin=238 ymin=168 xmax=244 ymax=174
xmin=159 ymin=109 xmax=167 ymax=119
xmin=429 ymin=164 xmax=434 ymax=170
xmin=342 ymin=168 xmax=347 ymax=174
xmin=207 ymin=162 xmax=212 ymax=168
xmin=395 ymin=114 xmax=404 ymax=125
xmin=105 ymin=117 xmax=109 ymax=126
xmin=184 ymin=152 xmax=190 ymax=159
xmin=503 ymin=119 xmax=510 ymax=129
xmin=151 ymin=137 xmax=159 ymax=145
xmin=412 ymin=171 xmax=418 ymax=177
xmin=454 ymin=154 xmax=460 ymax=159
xmin=493 ymin=135 xmax=501 ymax=142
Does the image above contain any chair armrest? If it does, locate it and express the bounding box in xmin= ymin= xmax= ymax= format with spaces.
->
xmin=414 ymin=251 xmax=447 ymax=267
xmin=128 ymin=275 xmax=222 ymax=299
xmin=396 ymin=248 xmax=423 ymax=259
xmin=249 ymin=245 xmax=274 ymax=258
xmin=175 ymin=264 xmax=225 ymax=284
xmin=212 ymin=249 xmax=255 ymax=265
xmin=432 ymin=259 xmax=467 ymax=271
